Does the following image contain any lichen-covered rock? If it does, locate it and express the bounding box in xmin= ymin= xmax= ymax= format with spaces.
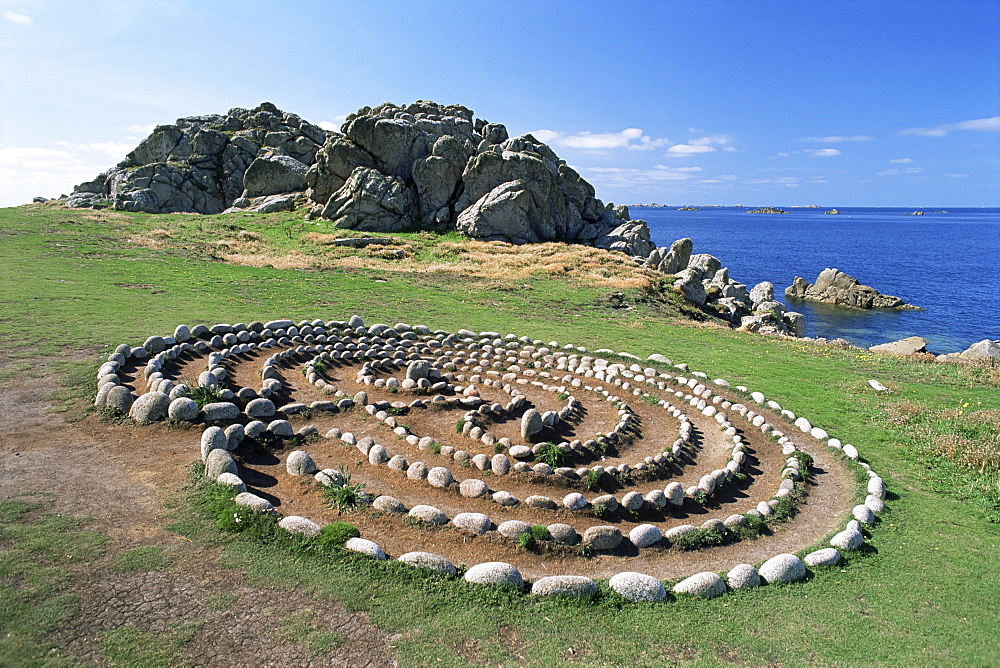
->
xmin=406 ymin=461 xmax=428 ymax=480
xmin=408 ymin=505 xmax=447 ymax=525
xmin=852 ymin=504 xmax=875 ymax=525
xmin=278 ymin=516 xmax=321 ymax=537
xmin=531 ymin=575 xmax=597 ymax=598
xmin=804 ymin=547 xmax=841 ymax=567
xmin=168 ymin=396 xmax=199 ymax=421
xmin=202 ymin=402 xmax=240 ymax=422
xmin=547 ymin=523 xmax=578 ymax=545
xmin=234 ymin=492 xmax=274 ymax=512
xmin=344 ymin=537 xmax=386 ymax=560
xmin=286 ymin=450 xmax=317 ymax=476
xmin=582 ymin=525 xmax=622 ymax=550
xmin=621 ymin=491 xmax=645 ymax=512
xmin=105 ymin=386 xmax=134 ymax=414
xmin=865 ymin=494 xmax=886 ymax=513
xmin=498 ymin=520 xmax=531 ymax=538
xmin=492 ymin=490 xmax=519 ymax=506
xmin=665 ymin=482 xmax=685 ymax=506
xmin=460 ymin=478 xmax=489 ymax=498
xmin=562 ymin=492 xmax=587 ymax=511
xmin=664 ymin=524 xmax=697 ymax=539
xmin=491 ymin=454 xmax=511 ymax=475
xmin=398 ymin=551 xmax=456 ymax=577
xmin=673 ymin=572 xmax=726 ymax=598
xmin=368 ymin=444 xmax=389 ymax=465
xmin=520 ymin=409 xmax=543 ymax=440
xmin=268 ymin=419 xmax=294 ymax=437
xmin=726 ymin=564 xmax=760 ymax=590
xmin=216 ymin=472 xmax=246 ymax=493
xmin=245 ymin=397 xmax=276 ymax=418
xmin=830 ymin=527 xmax=865 ymax=551
xmin=609 ymin=572 xmax=666 ymax=601
xmin=629 ymin=524 xmax=662 ymax=548
xmin=464 ymin=562 xmax=523 ymax=588
xmin=452 ymin=512 xmax=491 ymax=535
xmin=427 ymin=467 xmax=454 ymax=488
xmin=129 ymin=391 xmax=170 ymax=423
xmin=524 ymin=495 xmax=557 ymax=510
xmin=758 ymin=553 xmax=806 ymax=584
xmin=200 ymin=426 xmax=228 ymax=460
xmin=204 ymin=448 xmax=238 ymax=480
xmin=373 ymin=495 xmax=406 ymax=513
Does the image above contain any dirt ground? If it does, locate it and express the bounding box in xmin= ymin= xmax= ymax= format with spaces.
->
xmin=0 ymin=341 xmax=852 ymax=665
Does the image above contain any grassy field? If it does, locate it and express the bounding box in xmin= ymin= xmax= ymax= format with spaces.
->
xmin=1 ymin=202 xmax=998 ymax=666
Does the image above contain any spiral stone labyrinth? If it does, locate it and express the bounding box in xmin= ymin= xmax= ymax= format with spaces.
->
xmin=94 ymin=316 xmax=886 ymax=601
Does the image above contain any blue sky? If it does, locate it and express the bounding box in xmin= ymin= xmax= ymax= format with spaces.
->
xmin=1 ymin=0 xmax=997 ymax=207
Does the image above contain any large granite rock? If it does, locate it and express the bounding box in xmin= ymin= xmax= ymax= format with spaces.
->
xmin=786 ymin=268 xmax=914 ymax=309
xmin=645 ymin=237 xmax=692 ymax=274
xmin=70 ymin=102 xmax=328 ymax=213
xmin=243 ymin=152 xmax=309 ymax=197
xmin=869 ymin=336 xmax=928 ymax=355
xmin=320 ymin=167 xmax=415 ymax=232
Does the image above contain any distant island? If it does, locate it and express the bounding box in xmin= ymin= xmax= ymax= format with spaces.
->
xmin=746 ymin=206 xmax=786 ymax=214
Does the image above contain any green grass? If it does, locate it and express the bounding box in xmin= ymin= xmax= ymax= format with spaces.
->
xmin=0 ymin=498 xmax=109 ymax=666
xmin=277 ymin=609 xmax=345 ymax=656
xmin=100 ymin=622 xmax=201 ymax=667
xmin=2 ymin=203 xmax=999 ymax=665
xmin=112 ymin=546 xmax=177 ymax=573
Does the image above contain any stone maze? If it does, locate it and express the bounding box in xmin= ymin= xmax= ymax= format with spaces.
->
xmin=94 ymin=315 xmax=887 ymax=601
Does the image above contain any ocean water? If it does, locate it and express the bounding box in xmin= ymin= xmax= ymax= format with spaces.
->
xmin=633 ymin=206 xmax=1000 ymax=354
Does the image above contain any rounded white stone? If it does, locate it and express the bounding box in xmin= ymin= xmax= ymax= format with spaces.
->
xmin=344 ymin=537 xmax=386 ymax=560
xmin=758 ymin=553 xmax=806 ymax=584
xmin=673 ymin=572 xmax=726 ymax=598
xmin=804 ymin=547 xmax=841 ymax=567
xmin=464 ymin=562 xmax=523 ymax=588
xmin=609 ymin=572 xmax=666 ymax=601
xmin=531 ymin=575 xmax=597 ymax=597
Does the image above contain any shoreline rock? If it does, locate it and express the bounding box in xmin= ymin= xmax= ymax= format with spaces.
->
xmin=785 ymin=268 xmax=916 ymax=310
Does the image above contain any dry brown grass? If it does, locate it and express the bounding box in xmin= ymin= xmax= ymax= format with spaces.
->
xmin=126 ymin=231 xmax=173 ymax=249
xmin=932 ymin=408 xmax=1000 ymax=472
xmin=217 ymin=234 xmax=663 ymax=290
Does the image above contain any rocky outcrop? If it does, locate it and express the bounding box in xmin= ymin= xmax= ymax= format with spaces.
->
xmin=70 ymin=102 xmax=329 ymax=214
xmin=68 ymin=98 xmax=806 ymax=337
xmin=304 ymin=101 xmax=627 ymax=244
xmin=786 ymin=268 xmax=915 ymax=309
xmin=643 ymin=240 xmax=804 ymax=337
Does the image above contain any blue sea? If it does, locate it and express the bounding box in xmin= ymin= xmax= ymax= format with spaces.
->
xmin=632 ymin=206 xmax=1000 ymax=354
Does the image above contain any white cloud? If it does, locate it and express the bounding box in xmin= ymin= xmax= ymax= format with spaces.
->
xmin=877 ymin=169 xmax=899 ymax=177
xmin=746 ymin=176 xmax=802 ymax=186
xmin=582 ymin=164 xmax=704 ymax=188
xmin=803 ymin=148 xmax=841 ymax=157
xmin=3 ymin=10 xmax=32 ymax=24
xmin=900 ymin=115 xmax=1000 ymax=137
xmin=946 ymin=173 xmax=969 ymax=178
xmin=666 ymin=144 xmax=715 ymax=155
xmin=0 ymin=143 xmax=128 ymax=206
xmin=318 ymin=114 xmax=349 ymax=132
xmin=126 ymin=124 xmax=156 ymax=138
xmin=904 ymin=167 xmax=924 ymax=173
xmin=798 ymin=135 xmax=874 ymax=143
xmin=889 ymin=158 xmax=913 ymax=164
xmin=529 ymin=127 xmax=668 ymax=151
xmin=665 ymin=134 xmax=734 ymax=156
xmin=55 ymin=140 xmax=133 ymax=161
